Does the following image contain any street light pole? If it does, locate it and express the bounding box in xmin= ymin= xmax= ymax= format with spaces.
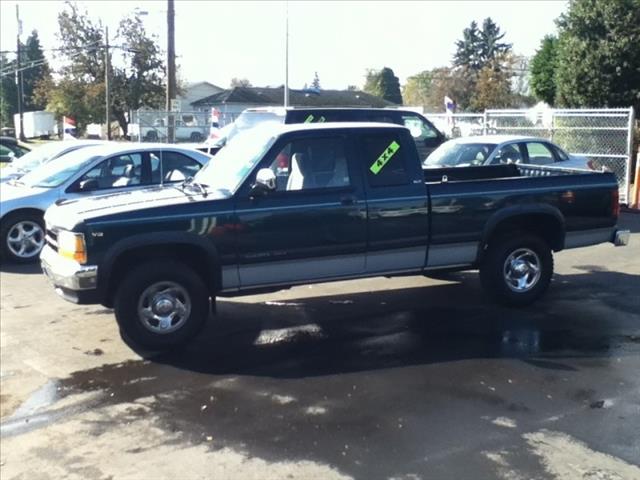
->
xmin=105 ymin=26 xmax=111 ymax=140
xmin=166 ymin=0 xmax=176 ymax=143
xmin=16 ymin=4 xmax=25 ymax=141
xmin=284 ymin=1 xmax=289 ymax=108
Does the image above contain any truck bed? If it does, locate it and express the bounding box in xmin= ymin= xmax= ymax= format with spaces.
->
xmin=422 ymin=163 xmax=601 ymax=183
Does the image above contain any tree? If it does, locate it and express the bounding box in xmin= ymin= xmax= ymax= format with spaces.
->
xmin=420 ymin=67 xmax=475 ymax=112
xmin=530 ymin=35 xmax=558 ymax=105
xmin=0 ymin=53 xmax=18 ymax=128
xmin=554 ymin=0 xmax=640 ymax=111
xmin=230 ymin=77 xmax=252 ymax=88
xmin=454 ymin=18 xmax=511 ymax=72
xmin=42 ymin=2 xmax=165 ymax=135
xmin=402 ymin=70 xmax=433 ymax=106
xmin=470 ymin=54 xmax=516 ymax=111
xmin=311 ymin=71 xmax=321 ymax=89
xmin=22 ymin=31 xmax=51 ymax=111
xmin=363 ymin=67 xmax=402 ymax=104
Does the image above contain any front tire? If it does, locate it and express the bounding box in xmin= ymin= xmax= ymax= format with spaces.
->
xmin=1 ymin=212 xmax=45 ymax=263
xmin=114 ymin=261 xmax=210 ymax=352
xmin=479 ymin=233 xmax=553 ymax=307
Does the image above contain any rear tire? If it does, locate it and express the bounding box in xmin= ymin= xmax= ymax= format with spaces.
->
xmin=114 ymin=260 xmax=210 ymax=352
xmin=479 ymin=233 xmax=553 ymax=307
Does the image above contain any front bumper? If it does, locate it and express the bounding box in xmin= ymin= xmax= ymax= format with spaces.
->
xmin=40 ymin=245 xmax=100 ymax=304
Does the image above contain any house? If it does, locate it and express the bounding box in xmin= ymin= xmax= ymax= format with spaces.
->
xmin=190 ymin=86 xmax=392 ymax=125
xmin=177 ymin=81 xmax=224 ymax=112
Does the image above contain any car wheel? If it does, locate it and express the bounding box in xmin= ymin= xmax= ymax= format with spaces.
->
xmin=1 ymin=212 xmax=46 ymax=263
xmin=114 ymin=260 xmax=210 ymax=352
xmin=190 ymin=132 xmax=203 ymax=142
xmin=479 ymin=233 xmax=553 ymax=307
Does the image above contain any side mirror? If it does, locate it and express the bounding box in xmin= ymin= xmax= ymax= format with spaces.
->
xmin=250 ymin=168 xmax=276 ymax=197
xmin=77 ymin=178 xmax=99 ymax=192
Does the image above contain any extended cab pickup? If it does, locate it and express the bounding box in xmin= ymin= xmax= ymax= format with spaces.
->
xmin=40 ymin=123 xmax=630 ymax=351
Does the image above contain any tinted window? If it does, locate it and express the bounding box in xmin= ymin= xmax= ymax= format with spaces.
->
xmin=525 ymin=142 xmax=555 ymax=165
xmin=268 ymin=136 xmax=350 ymax=191
xmin=162 ymin=151 xmax=201 ymax=182
xmin=493 ymin=143 xmax=524 ymax=164
xmin=286 ymin=110 xmax=359 ymax=124
xmin=78 ymin=153 xmax=144 ymax=190
xmin=363 ymin=133 xmax=408 ymax=187
xmin=402 ymin=114 xmax=438 ymax=139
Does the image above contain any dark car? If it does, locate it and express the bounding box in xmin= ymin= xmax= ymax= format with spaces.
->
xmin=0 ymin=136 xmax=31 ymax=163
xmin=217 ymin=107 xmax=446 ymax=161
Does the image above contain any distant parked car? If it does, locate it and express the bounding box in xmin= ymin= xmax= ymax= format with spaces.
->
xmin=0 ymin=140 xmax=106 ymax=183
xmin=423 ymin=135 xmax=593 ymax=170
xmin=0 ymin=143 xmax=211 ymax=262
xmin=0 ymin=137 xmax=31 ymax=163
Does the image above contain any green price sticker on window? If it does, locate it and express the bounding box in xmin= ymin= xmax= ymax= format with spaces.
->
xmin=304 ymin=114 xmax=314 ymax=123
xmin=370 ymin=141 xmax=400 ymax=174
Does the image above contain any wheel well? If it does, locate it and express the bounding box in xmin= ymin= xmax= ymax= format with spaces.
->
xmin=483 ymin=214 xmax=564 ymax=255
xmin=104 ymin=243 xmax=219 ymax=307
xmin=1 ymin=208 xmax=45 ymax=228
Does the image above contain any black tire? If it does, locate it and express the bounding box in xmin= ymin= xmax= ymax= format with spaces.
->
xmin=190 ymin=132 xmax=203 ymax=142
xmin=114 ymin=260 xmax=210 ymax=352
xmin=145 ymin=131 xmax=158 ymax=141
xmin=479 ymin=233 xmax=553 ymax=307
xmin=0 ymin=212 xmax=45 ymax=263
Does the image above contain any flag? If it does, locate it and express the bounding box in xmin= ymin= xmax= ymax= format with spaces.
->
xmin=444 ymin=96 xmax=456 ymax=114
xmin=63 ymin=116 xmax=76 ymax=140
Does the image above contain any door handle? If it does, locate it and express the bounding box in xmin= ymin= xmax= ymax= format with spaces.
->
xmin=340 ymin=196 xmax=356 ymax=206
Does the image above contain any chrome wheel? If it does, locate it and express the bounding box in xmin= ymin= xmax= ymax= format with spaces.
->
xmin=137 ymin=281 xmax=191 ymax=334
xmin=503 ymin=248 xmax=541 ymax=293
xmin=6 ymin=220 xmax=45 ymax=259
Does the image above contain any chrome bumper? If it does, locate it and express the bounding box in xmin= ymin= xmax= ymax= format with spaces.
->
xmin=40 ymin=245 xmax=98 ymax=291
xmin=613 ymin=229 xmax=630 ymax=247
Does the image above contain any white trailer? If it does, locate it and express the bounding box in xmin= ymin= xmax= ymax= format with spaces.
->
xmin=13 ymin=111 xmax=56 ymax=139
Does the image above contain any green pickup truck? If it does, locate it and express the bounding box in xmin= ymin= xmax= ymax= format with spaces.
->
xmin=41 ymin=123 xmax=629 ymax=351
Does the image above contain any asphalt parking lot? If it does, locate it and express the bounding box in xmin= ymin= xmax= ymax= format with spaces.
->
xmin=1 ymin=213 xmax=639 ymax=480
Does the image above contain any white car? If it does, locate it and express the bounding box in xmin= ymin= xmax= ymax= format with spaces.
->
xmin=0 ymin=143 xmax=211 ymax=263
xmin=423 ymin=135 xmax=594 ymax=170
xmin=0 ymin=140 xmax=107 ymax=183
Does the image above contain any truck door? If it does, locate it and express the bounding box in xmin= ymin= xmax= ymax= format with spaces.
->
xmin=234 ymin=131 xmax=367 ymax=288
xmin=358 ymin=129 xmax=430 ymax=273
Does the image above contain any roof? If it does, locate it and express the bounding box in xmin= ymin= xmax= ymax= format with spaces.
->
xmin=192 ymin=87 xmax=392 ymax=108
xmin=451 ymin=135 xmax=549 ymax=144
xmin=242 ymin=122 xmax=407 ymax=138
xmin=68 ymin=142 xmax=215 ymax=157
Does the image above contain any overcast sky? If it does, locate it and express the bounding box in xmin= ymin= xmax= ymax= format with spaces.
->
xmin=1 ymin=0 xmax=568 ymax=90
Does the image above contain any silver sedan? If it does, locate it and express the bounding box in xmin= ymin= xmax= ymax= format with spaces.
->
xmin=423 ymin=135 xmax=593 ymax=170
xmin=0 ymin=143 xmax=211 ymax=262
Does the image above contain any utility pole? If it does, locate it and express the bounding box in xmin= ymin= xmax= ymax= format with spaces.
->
xmin=104 ymin=26 xmax=111 ymax=140
xmin=16 ymin=5 xmax=25 ymax=141
xmin=284 ymin=1 xmax=289 ymax=108
xmin=166 ymin=0 xmax=176 ymax=143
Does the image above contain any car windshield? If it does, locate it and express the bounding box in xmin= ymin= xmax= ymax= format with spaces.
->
xmin=220 ymin=111 xmax=286 ymax=145
xmin=424 ymin=141 xmax=497 ymax=167
xmin=193 ymin=125 xmax=278 ymax=195
xmin=18 ymin=148 xmax=102 ymax=188
xmin=10 ymin=142 xmax=80 ymax=172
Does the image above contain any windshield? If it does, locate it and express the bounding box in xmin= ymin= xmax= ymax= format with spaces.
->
xmin=193 ymin=125 xmax=279 ymax=195
xmin=424 ymin=141 xmax=497 ymax=167
xmin=18 ymin=148 xmax=102 ymax=188
xmin=220 ymin=111 xmax=286 ymax=146
xmin=10 ymin=142 xmax=81 ymax=172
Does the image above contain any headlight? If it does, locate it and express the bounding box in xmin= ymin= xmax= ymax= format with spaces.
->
xmin=58 ymin=231 xmax=87 ymax=264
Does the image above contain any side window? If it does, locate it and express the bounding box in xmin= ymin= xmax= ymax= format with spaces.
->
xmin=267 ymin=136 xmax=350 ymax=191
xmin=553 ymin=145 xmax=569 ymax=162
xmin=525 ymin=142 xmax=555 ymax=165
xmin=363 ymin=133 xmax=408 ymax=187
xmin=493 ymin=144 xmax=524 ymax=164
xmin=161 ymin=151 xmax=202 ymax=183
xmin=77 ymin=153 xmax=143 ymax=190
xmin=402 ymin=115 xmax=438 ymax=140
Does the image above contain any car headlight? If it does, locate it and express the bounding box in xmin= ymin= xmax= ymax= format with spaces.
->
xmin=57 ymin=231 xmax=87 ymax=264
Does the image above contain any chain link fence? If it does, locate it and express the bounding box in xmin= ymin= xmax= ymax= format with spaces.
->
xmin=424 ymin=108 xmax=635 ymax=204
xmin=129 ymin=110 xmax=211 ymax=143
